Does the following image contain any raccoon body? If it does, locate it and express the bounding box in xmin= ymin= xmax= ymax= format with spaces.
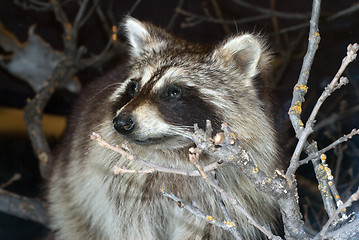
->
xmin=48 ymin=17 xmax=283 ymax=240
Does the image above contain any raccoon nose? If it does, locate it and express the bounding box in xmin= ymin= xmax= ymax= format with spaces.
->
xmin=113 ymin=114 xmax=135 ymax=134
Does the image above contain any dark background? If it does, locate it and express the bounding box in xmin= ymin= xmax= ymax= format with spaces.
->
xmin=1 ymin=0 xmax=359 ymax=239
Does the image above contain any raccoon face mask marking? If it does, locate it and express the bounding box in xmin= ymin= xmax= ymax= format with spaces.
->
xmin=112 ymin=74 xmax=221 ymax=146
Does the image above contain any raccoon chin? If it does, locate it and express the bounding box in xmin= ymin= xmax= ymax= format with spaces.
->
xmin=133 ymin=137 xmax=169 ymax=145
xmin=130 ymin=135 xmax=193 ymax=149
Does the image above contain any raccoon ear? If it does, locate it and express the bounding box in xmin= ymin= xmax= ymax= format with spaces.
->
xmin=212 ymin=34 xmax=265 ymax=78
xmin=122 ymin=16 xmax=166 ymax=59
xmin=122 ymin=16 xmax=151 ymax=58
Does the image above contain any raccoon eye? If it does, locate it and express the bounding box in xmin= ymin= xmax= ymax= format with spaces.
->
xmin=128 ymin=80 xmax=139 ymax=97
xmin=166 ymin=86 xmax=182 ymax=99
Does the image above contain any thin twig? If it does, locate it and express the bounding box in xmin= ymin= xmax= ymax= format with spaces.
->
xmin=210 ymin=0 xmax=231 ymax=34
xmin=161 ymin=188 xmax=242 ymax=240
xmin=14 ymin=0 xmax=51 ymax=11
xmin=313 ymin=104 xmax=359 ymax=133
xmin=90 ymin=132 xmax=226 ymax=177
xmin=191 ymin=122 xmax=306 ymax=239
xmin=306 ymin=44 xmax=358 ymax=127
xmin=79 ymin=34 xmax=116 ymax=68
xmin=299 ymin=129 xmax=359 ymax=165
xmin=327 ymin=3 xmax=359 ymax=21
xmin=188 ymin=147 xmax=281 ymax=240
xmin=176 ymin=8 xmax=270 ymax=25
xmin=78 ymin=0 xmax=101 ymax=29
xmin=0 ymin=173 xmax=21 ymax=189
xmin=91 ymin=131 xmax=277 ymax=238
xmin=166 ymin=0 xmax=186 ymax=30
xmin=212 ymin=171 xmax=242 ymax=239
xmin=128 ymin=0 xmax=142 ymax=15
xmin=275 ymin=22 xmax=309 ymax=35
xmin=274 ymin=29 xmax=306 ymax=85
xmin=317 ymin=187 xmax=359 ymax=238
xmin=73 ymin=0 xmax=91 ymax=30
xmin=321 ymin=219 xmax=359 ymax=239
xmin=286 ymin=126 xmax=313 ymax=184
xmin=95 ymin=3 xmax=112 ymax=35
xmin=231 ymin=0 xmax=309 ymax=19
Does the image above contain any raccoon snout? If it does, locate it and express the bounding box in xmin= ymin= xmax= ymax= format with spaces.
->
xmin=113 ymin=114 xmax=135 ymax=134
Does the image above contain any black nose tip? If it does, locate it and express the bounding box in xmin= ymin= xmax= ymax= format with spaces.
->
xmin=113 ymin=114 xmax=135 ymax=134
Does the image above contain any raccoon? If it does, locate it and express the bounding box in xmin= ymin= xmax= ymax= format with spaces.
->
xmin=48 ymin=17 xmax=283 ymax=240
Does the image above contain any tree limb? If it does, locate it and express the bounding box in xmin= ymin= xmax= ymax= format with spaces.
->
xmin=0 ymin=189 xmax=49 ymax=226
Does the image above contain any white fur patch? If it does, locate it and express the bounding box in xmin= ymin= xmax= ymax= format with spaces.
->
xmin=141 ymin=66 xmax=155 ymax=85
xmin=152 ymin=67 xmax=197 ymax=92
xmin=123 ymin=17 xmax=150 ymax=58
xmin=109 ymin=78 xmax=132 ymax=102
xmin=153 ymin=67 xmax=181 ymax=90
xmin=133 ymin=103 xmax=170 ymax=138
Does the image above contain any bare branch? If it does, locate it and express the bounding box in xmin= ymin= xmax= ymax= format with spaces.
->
xmin=313 ymin=104 xmax=359 ymax=133
xmin=231 ymin=0 xmax=309 ymax=19
xmin=212 ymin=172 xmax=242 ymax=239
xmin=19 ymin=0 xmax=116 ymax=179
xmin=191 ymin=122 xmax=307 ymax=239
xmin=76 ymin=0 xmax=103 ymax=31
xmin=0 ymin=189 xmax=49 ymax=226
xmin=321 ymin=219 xmax=359 ymax=239
xmin=307 ymin=44 xmax=358 ymax=127
xmin=128 ymin=0 xmax=142 ymax=15
xmin=24 ymin=59 xmax=76 ymax=179
xmin=166 ymin=0 xmax=186 ymax=30
xmin=176 ymin=8 xmax=270 ymax=25
xmin=50 ymin=0 xmax=69 ymax=29
xmin=210 ymin=0 xmax=231 ymax=34
xmin=286 ymin=125 xmax=313 ymax=184
xmin=288 ymin=0 xmax=321 ymax=136
xmin=327 ymin=3 xmax=359 ymax=21
xmin=187 ymin=145 xmax=281 ymax=240
xmin=90 ymin=132 xmax=226 ymax=177
xmin=79 ymin=35 xmax=118 ymax=69
xmin=285 ymin=0 xmax=340 ymax=218
xmin=73 ymin=0 xmax=92 ymax=30
xmin=287 ymin=42 xmax=358 ymax=216
xmin=275 ymin=22 xmax=310 ymax=35
xmin=14 ymin=0 xmax=51 ymax=11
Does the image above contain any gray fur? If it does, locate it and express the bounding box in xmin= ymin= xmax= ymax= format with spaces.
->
xmin=48 ymin=17 xmax=282 ymax=239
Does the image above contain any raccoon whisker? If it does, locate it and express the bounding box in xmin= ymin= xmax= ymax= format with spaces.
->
xmin=105 ymin=129 xmax=116 ymax=138
xmin=96 ymin=126 xmax=113 ymax=135
xmin=97 ymin=121 xmax=113 ymax=128
xmin=88 ymin=82 xmax=123 ymax=102
xmin=169 ymin=127 xmax=193 ymax=139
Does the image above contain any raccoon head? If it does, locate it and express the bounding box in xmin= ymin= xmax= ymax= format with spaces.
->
xmin=110 ymin=17 xmax=270 ymax=149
